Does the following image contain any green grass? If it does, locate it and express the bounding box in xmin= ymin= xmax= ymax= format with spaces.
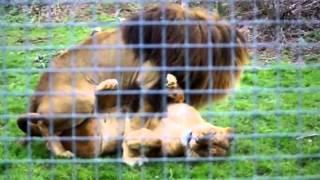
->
xmin=0 ymin=11 xmax=320 ymax=179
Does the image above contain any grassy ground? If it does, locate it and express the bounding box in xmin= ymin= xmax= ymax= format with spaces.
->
xmin=0 ymin=7 xmax=320 ymax=179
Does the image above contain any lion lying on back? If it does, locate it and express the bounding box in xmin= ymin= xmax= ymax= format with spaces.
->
xmin=35 ymin=74 xmax=233 ymax=166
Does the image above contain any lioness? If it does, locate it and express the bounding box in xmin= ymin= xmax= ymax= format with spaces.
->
xmin=123 ymin=74 xmax=234 ymax=166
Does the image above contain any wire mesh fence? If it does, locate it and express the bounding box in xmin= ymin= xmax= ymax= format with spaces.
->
xmin=0 ymin=0 xmax=319 ymax=179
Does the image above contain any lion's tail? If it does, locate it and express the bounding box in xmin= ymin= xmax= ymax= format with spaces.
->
xmin=17 ymin=95 xmax=42 ymax=136
xmin=17 ymin=113 xmax=43 ymax=137
xmin=121 ymin=4 xmax=249 ymax=107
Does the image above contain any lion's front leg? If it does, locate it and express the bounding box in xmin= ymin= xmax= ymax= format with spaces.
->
xmin=122 ymin=73 xmax=184 ymax=166
xmin=122 ymin=128 xmax=161 ymax=166
xmin=95 ymin=79 xmax=119 ymax=113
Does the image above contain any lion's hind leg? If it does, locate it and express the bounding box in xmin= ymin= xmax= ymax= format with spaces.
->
xmin=37 ymin=121 xmax=74 ymax=158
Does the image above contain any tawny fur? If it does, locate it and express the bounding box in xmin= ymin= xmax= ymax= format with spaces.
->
xmin=122 ymin=75 xmax=234 ymax=166
xmin=57 ymin=76 xmax=233 ymax=167
xmin=124 ymin=104 xmax=233 ymax=158
xmin=17 ymin=4 xmax=248 ymax=157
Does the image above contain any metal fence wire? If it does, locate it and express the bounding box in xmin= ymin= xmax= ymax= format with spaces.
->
xmin=0 ymin=0 xmax=319 ymax=179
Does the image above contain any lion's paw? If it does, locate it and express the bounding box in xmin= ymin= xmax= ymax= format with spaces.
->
xmin=166 ymin=73 xmax=177 ymax=89
xmin=96 ymin=79 xmax=118 ymax=91
xmin=56 ymin=150 xmax=75 ymax=158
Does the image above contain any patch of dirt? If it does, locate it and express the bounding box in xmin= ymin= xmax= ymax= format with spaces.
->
xmin=8 ymin=2 xmax=140 ymax=23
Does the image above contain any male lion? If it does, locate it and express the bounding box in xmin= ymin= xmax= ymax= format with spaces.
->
xmin=17 ymin=4 xmax=248 ymax=157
